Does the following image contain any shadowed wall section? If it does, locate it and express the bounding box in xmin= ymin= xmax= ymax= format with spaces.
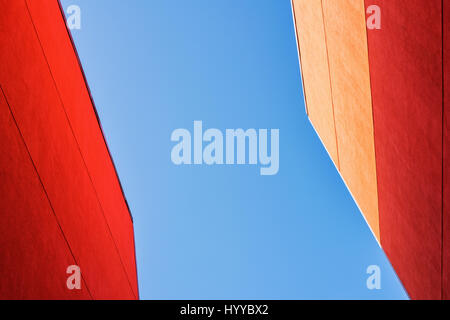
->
xmin=443 ymin=0 xmax=450 ymax=301
xmin=322 ymin=0 xmax=379 ymax=240
xmin=0 ymin=0 xmax=138 ymax=299
xmin=293 ymin=0 xmax=448 ymax=299
xmin=365 ymin=0 xmax=442 ymax=300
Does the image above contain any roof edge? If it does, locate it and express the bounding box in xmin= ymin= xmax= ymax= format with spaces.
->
xmin=56 ymin=0 xmax=134 ymax=223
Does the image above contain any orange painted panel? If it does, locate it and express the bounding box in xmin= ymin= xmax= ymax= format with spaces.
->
xmin=292 ymin=0 xmax=339 ymax=167
xmin=322 ymin=0 xmax=380 ymax=239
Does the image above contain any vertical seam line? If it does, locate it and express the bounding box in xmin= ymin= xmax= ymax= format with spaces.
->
xmin=363 ymin=1 xmax=381 ymax=244
xmin=320 ymin=0 xmax=341 ymax=171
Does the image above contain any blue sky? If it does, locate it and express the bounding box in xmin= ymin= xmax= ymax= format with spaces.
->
xmin=61 ymin=0 xmax=408 ymax=299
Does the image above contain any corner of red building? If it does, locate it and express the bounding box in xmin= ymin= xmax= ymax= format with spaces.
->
xmin=0 ymin=0 xmax=139 ymax=300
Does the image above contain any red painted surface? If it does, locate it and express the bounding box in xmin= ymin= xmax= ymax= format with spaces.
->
xmin=26 ymin=0 xmax=139 ymax=298
xmin=0 ymin=0 xmax=138 ymax=299
xmin=365 ymin=0 xmax=443 ymax=299
xmin=0 ymin=90 xmax=91 ymax=300
xmin=443 ymin=0 xmax=450 ymax=300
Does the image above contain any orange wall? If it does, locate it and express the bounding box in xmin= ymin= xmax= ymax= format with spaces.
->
xmin=293 ymin=0 xmax=379 ymax=240
xmin=321 ymin=0 xmax=379 ymax=239
xmin=292 ymin=0 xmax=339 ymax=167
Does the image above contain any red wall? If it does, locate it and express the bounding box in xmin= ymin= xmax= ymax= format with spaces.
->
xmin=443 ymin=0 xmax=450 ymax=300
xmin=365 ymin=0 xmax=443 ymax=299
xmin=0 ymin=0 xmax=138 ymax=299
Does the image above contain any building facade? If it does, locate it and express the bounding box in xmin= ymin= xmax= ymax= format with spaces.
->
xmin=0 ymin=0 xmax=138 ymax=299
xmin=292 ymin=0 xmax=449 ymax=300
